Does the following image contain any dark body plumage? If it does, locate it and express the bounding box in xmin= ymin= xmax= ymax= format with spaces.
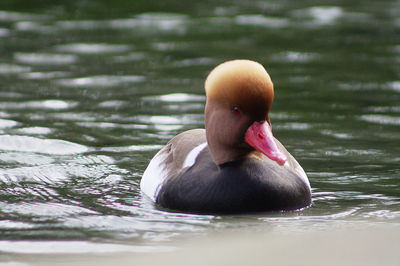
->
xmin=157 ymin=146 xmax=311 ymax=214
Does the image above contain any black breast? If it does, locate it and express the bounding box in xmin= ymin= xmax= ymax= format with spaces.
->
xmin=156 ymin=150 xmax=311 ymax=214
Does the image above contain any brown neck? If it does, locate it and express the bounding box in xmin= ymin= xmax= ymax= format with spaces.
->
xmin=205 ymin=100 xmax=254 ymax=165
xmin=208 ymin=141 xmax=253 ymax=166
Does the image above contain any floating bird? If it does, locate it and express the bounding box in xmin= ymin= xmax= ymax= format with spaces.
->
xmin=141 ymin=60 xmax=311 ymax=214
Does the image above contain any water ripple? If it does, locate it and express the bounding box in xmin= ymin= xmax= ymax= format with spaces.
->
xmin=112 ymin=52 xmax=146 ymax=63
xmin=135 ymin=114 xmax=203 ymax=125
xmin=14 ymin=21 xmax=55 ymax=33
xmin=56 ymin=20 xmax=105 ymax=30
xmin=100 ymin=145 xmax=163 ymax=153
xmin=109 ymin=13 xmax=188 ymax=32
xmin=171 ymin=58 xmax=215 ymax=67
xmin=14 ymin=53 xmax=77 ymax=65
xmin=0 ymin=99 xmax=76 ymax=110
xmin=0 ymin=220 xmax=34 ymax=230
xmin=0 ymin=10 xmax=49 ymax=21
xmin=0 ymin=165 xmax=69 ymax=183
xmin=56 ymin=75 xmax=145 ymax=88
xmin=271 ymin=51 xmax=319 ymax=63
xmin=142 ymin=93 xmax=205 ymax=102
xmin=0 ymin=64 xmax=31 ymax=74
xmin=275 ymin=122 xmax=311 ymax=131
xmin=235 ymin=14 xmax=289 ymax=28
xmin=56 ymin=12 xmax=188 ymax=33
xmin=0 ymin=28 xmax=10 ymax=37
xmin=360 ymin=115 xmax=400 ymax=125
xmin=0 ymin=202 xmax=97 ymax=217
xmin=19 ymin=71 xmax=71 ymax=80
xmin=0 ymin=118 xmax=18 ymax=129
xmin=54 ymin=43 xmax=132 ymax=54
xmin=76 ymin=121 xmax=142 ymax=130
xmin=387 ymin=81 xmax=400 ymax=92
xmin=362 ymin=210 xmax=400 ymax=220
xmin=0 ymin=154 xmax=125 ymax=184
xmin=291 ymin=6 xmax=343 ymax=26
xmin=320 ymin=129 xmax=354 ymax=139
xmin=0 ymin=152 xmax=54 ymax=165
xmin=14 ymin=127 xmax=53 ymax=135
xmin=98 ymin=100 xmax=128 ymax=108
xmin=0 ymin=135 xmax=88 ymax=155
xmin=366 ymin=106 xmax=400 ymax=113
xmin=0 ymin=241 xmax=172 ymax=254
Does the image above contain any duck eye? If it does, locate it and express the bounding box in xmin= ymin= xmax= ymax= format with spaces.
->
xmin=232 ymin=106 xmax=241 ymax=115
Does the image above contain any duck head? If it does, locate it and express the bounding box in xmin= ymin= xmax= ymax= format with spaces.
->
xmin=204 ymin=59 xmax=287 ymax=166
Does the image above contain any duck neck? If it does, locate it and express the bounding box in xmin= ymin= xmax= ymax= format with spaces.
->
xmin=209 ymin=143 xmax=253 ymax=166
xmin=205 ymin=100 xmax=254 ymax=165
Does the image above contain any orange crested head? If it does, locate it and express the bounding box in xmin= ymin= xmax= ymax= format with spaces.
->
xmin=205 ymin=59 xmax=274 ymax=121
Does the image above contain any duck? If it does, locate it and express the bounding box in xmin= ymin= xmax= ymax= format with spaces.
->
xmin=140 ymin=59 xmax=311 ymax=214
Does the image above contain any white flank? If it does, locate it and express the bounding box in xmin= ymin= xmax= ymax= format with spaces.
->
xmin=141 ymin=142 xmax=207 ymax=202
xmin=140 ymin=149 xmax=168 ymax=202
xmin=182 ymin=142 xmax=207 ymax=168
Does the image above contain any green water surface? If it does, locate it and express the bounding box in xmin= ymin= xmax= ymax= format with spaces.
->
xmin=0 ymin=0 xmax=399 ymax=256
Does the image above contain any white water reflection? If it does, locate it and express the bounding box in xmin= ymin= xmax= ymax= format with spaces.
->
xmin=0 ymin=152 xmax=54 ymax=165
xmin=56 ymin=12 xmax=189 ymax=33
xmin=275 ymin=122 xmax=311 ymax=131
xmin=0 ymin=202 xmax=98 ymax=217
xmin=14 ymin=53 xmax=77 ymax=65
xmin=0 ymin=165 xmax=69 ymax=183
xmin=291 ymin=6 xmax=343 ymax=26
xmin=56 ymin=20 xmax=105 ymax=30
xmin=0 ymin=135 xmax=88 ymax=155
xmin=113 ymin=52 xmax=147 ymax=62
xmin=360 ymin=115 xmax=400 ymax=125
xmin=0 ymin=153 xmax=125 ymax=184
xmin=75 ymin=121 xmax=141 ymax=130
xmin=0 ymin=64 xmax=31 ymax=74
xmin=320 ymin=130 xmax=354 ymax=139
xmin=0 ymin=10 xmax=49 ymax=21
xmin=171 ymin=57 xmax=215 ymax=67
xmin=0 ymin=241 xmax=172 ymax=254
xmin=387 ymin=81 xmax=400 ymax=92
xmin=14 ymin=21 xmax=55 ymax=33
xmin=0 ymin=118 xmax=18 ymax=129
xmin=135 ymin=114 xmax=203 ymax=125
xmin=143 ymin=93 xmax=205 ymax=102
xmin=15 ymin=127 xmax=53 ymax=135
xmin=271 ymin=51 xmax=319 ymax=63
xmin=54 ymin=43 xmax=132 ymax=54
xmin=56 ymin=75 xmax=145 ymax=88
xmin=366 ymin=106 xmax=400 ymax=113
xmin=101 ymin=145 xmax=163 ymax=153
xmin=98 ymin=100 xmax=128 ymax=108
xmin=0 ymin=100 xmax=77 ymax=110
xmin=0 ymin=220 xmax=34 ymax=230
xmin=0 ymin=28 xmax=9 ymax=37
xmin=152 ymin=41 xmax=189 ymax=51
xmin=235 ymin=14 xmax=289 ymax=28
xmin=109 ymin=13 xmax=188 ymax=32
xmin=19 ymin=71 xmax=71 ymax=80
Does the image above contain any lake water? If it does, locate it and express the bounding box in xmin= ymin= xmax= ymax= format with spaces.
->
xmin=0 ymin=0 xmax=399 ymax=264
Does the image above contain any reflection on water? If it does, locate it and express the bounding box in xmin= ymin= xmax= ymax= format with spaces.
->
xmin=0 ymin=0 xmax=399 ymax=259
xmin=14 ymin=53 xmax=77 ymax=65
xmin=56 ymin=75 xmax=145 ymax=88
xmin=54 ymin=43 xmax=132 ymax=54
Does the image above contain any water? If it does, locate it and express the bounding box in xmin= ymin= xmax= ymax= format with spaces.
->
xmin=0 ymin=0 xmax=399 ymax=262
